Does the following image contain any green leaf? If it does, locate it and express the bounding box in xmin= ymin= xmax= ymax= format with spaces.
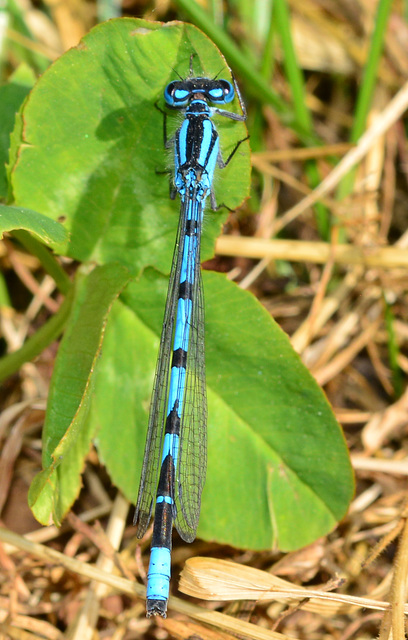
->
xmin=0 ymin=204 xmax=68 ymax=249
xmin=0 ymin=64 xmax=36 ymax=198
xmin=12 ymin=17 xmax=352 ymax=549
xmin=28 ymin=263 xmax=130 ymax=525
xmin=12 ymin=17 xmax=248 ymax=526
xmin=10 ymin=18 xmax=250 ymax=272
xmin=92 ymin=269 xmax=354 ymax=551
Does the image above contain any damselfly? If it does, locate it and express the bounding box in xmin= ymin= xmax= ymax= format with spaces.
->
xmin=134 ymin=63 xmax=247 ymax=617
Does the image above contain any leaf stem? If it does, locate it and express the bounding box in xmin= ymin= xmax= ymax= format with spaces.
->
xmin=12 ymin=230 xmax=71 ymax=294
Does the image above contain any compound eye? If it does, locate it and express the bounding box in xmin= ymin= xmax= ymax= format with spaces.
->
xmin=164 ymin=82 xmax=190 ymax=107
xmin=219 ymin=79 xmax=235 ymax=103
xmin=207 ymin=79 xmax=235 ymax=104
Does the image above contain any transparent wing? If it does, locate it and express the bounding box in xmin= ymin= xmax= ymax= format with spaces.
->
xmin=174 ymin=198 xmax=208 ymax=543
xmin=133 ymin=211 xmax=187 ymax=538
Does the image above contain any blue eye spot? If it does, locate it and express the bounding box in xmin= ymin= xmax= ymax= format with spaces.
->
xmin=174 ymin=89 xmax=189 ymax=101
xmin=209 ymin=88 xmax=223 ymax=99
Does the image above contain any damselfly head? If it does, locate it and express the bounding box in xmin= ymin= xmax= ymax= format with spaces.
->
xmin=164 ymin=78 xmax=235 ymax=108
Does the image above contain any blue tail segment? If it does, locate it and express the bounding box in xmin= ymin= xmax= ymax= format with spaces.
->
xmin=134 ymin=71 xmax=247 ymax=617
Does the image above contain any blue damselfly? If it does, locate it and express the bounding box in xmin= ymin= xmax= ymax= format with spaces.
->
xmin=134 ymin=63 xmax=247 ymax=617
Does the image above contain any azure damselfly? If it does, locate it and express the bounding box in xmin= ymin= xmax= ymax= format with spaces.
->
xmin=134 ymin=62 xmax=247 ymax=617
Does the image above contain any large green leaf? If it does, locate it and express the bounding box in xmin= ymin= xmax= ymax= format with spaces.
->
xmin=15 ymin=18 xmax=249 ymax=528
xmin=9 ymin=18 xmax=250 ymax=272
xmin=9 ymin=17 xmax=353 ymax=548
xmin=92 ymin=269 xmax=353 ymax=551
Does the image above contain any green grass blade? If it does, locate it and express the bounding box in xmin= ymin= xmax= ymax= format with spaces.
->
xmin=337 ymin=0 xmax=393 ymax=200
